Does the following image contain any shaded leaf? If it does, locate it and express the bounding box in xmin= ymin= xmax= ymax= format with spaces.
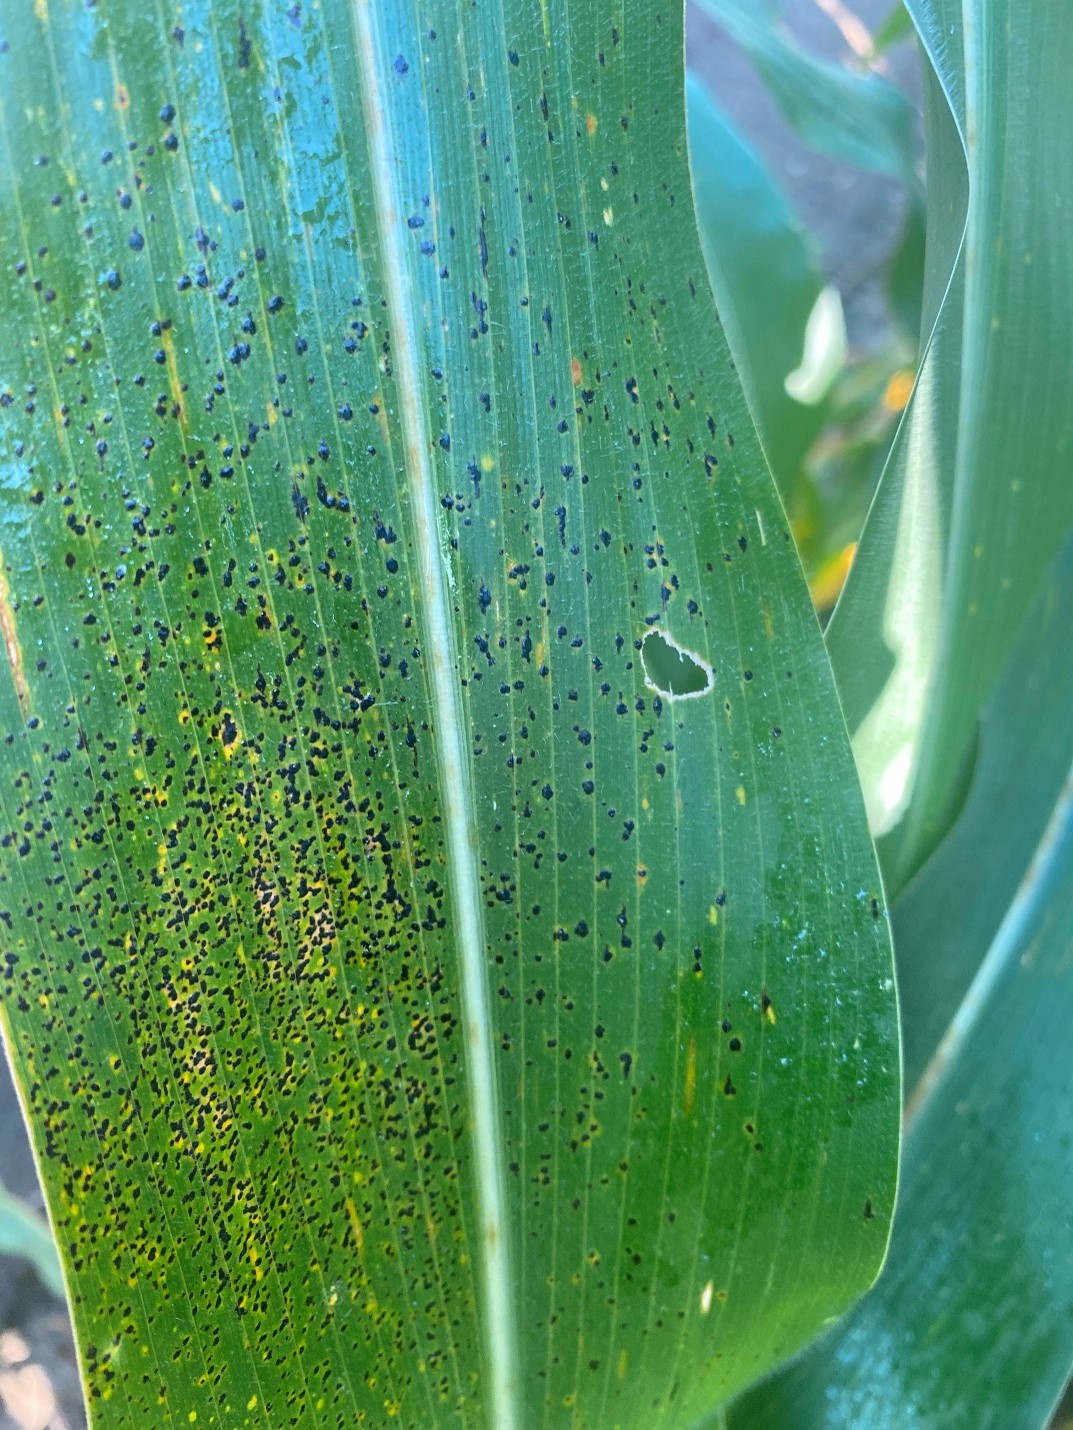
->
xmin=829 ymin=0 xmax=1073 ymax=893
xmin=872 ymin=4 xmax=914 ymax=55
xmin=686 ymin=73 xmax=828 ymax=494
xmin=894 ymin=533 xmax=1073 ymax=1090
xmin=885 ymin=189 xmax=926 ymax=348
xmin=695 ymin=0 xmax=918 ymax=181
xmin=0 ymin=1179 xmax=65 ymax=1299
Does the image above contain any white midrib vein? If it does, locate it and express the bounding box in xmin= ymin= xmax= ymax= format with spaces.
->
xmin=351 ymin=4 xmax=518 ymax=1426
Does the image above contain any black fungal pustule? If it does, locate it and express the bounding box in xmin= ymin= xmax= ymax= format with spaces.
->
xmin=0 ymin=3 xmax=897 ymax=1429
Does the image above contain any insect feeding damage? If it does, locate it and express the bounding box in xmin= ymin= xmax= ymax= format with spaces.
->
xmin=640 ymin=629 xmax=713 ymax=702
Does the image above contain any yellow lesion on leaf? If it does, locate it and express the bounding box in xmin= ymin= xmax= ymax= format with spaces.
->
xmin=683 ymin=1033 xmax=697 ymax=1118
xmin=219 ymin=712 xmax=241 ymax=757
xmin=0 ymin=552 xmax=30 ymax=716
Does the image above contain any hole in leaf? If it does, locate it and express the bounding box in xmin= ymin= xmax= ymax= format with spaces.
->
xmin=640 ymin=630 xmax=713 ymax=701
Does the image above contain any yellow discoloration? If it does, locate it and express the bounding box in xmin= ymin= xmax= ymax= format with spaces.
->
xmin=155 ymin=326 xmax=187 ymax=429
xmin=115 ymin=82 xmax=130 ymax=110
xmin=709 ymin=904 xmax=718 ymax=925
xmin=683 ymin=1033 xmax=697 ymax=1118
xmin=882 ymin=367 xmax=914 ymax=412
xmin=0 ymin=553 xmax=30 ymax=715
xmin=736 ymin=785 xmax=746 ymax=806
xmin=33 ymin=0 xmax=48 ymax=22
xmin=616 ymin=1349 xmax=629 ymax=1380
xmin=809 ymin=541 xmax=856 ymax=611
xmin=700 ymin=1280 xmax=714 ymax=1314
xmin=586 ymin=112 xmax=598 ymax=135
xmin=602 ymin=206 xmax=614 ymax=226
xmin=219 ymin=714 xmax=242 ymax=758
xmin=762 ymin=601 xmax=774 ymax=641
xmin=346 ymin=1197 xmax=365 ymax=1255
xmin=480 ymin=453 xmax=494 ymax=472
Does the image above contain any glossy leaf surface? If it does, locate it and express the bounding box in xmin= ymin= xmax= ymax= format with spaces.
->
xmin=0 ymin=2 xmax=898 ymax=1426
xmin=731 ymin=534 xmax=1073 ymax=1428
xmin=829 ymin=0 xmax=1073 ymax=892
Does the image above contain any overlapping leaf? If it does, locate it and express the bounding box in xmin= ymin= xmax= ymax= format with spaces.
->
xmin=729 ymin=2 xmax=1073 ymax=1421
xmin=829 ymin=0 xmax=1073 ymax=893
xmin=686 ymin=74 xmax=828 ymax=493
xmin=732 ymin=533 xmax=1073 ymax=1429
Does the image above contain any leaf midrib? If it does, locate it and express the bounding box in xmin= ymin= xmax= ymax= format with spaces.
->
xmin=350 ymin=4 xmax=518 ymax=1425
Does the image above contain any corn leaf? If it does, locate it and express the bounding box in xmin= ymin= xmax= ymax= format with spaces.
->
xmin=686 ymin=72 xmax=829 ymax=496
xmin=729 ymin=1 xmax=1073 ymax=1418
xmin=0 ymin=2 xmax=898 ymax=1425
xmin=828 ymin=0 xmax=1073 ymax=892
xmin=731 ymin=531 xmax=1073 ymax=1428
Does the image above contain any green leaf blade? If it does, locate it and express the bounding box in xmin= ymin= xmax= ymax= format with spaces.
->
xmin=831 ymin=0 xmax=1073 ymax=892
xmin=0 ymin=2 xmax=898 ymax=1426
xmin=734 ymin=466 xmax=1073 ymax=1430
